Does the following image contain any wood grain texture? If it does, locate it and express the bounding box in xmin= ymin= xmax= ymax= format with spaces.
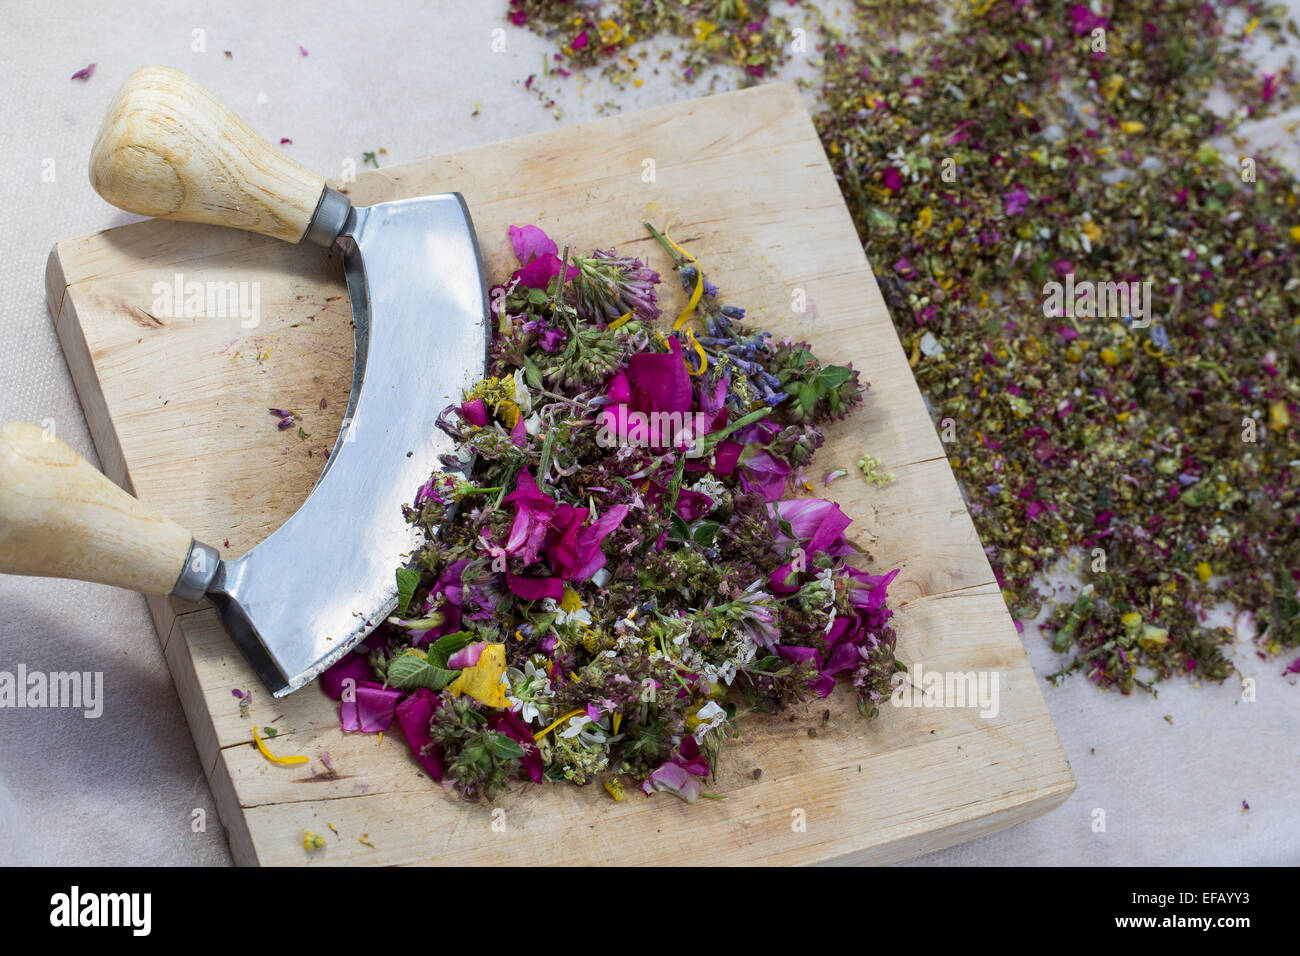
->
xmin=48 ymin=83 xmax=1073 ymax=865
xmin=90 ymin=66 xmax=325 ymax=243
xmin=0 ymin=421 xmax=192 ymax=593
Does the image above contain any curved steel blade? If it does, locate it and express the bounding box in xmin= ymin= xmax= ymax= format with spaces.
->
xmin=210 ymin=193 xmax=489 ymax=696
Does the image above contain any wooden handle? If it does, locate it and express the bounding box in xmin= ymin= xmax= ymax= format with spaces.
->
xmin=89 ymin=65 xmax=326 ymax=243
xmin=0 ymin=422 xmax=194 ymax=595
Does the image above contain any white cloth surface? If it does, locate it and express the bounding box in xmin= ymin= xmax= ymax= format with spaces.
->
xmin=0 ymin=0 xmax=1295 ymax=866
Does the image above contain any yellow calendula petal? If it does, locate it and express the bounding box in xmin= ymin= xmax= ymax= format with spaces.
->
xmin=1269 ymin=400 xmax=1291 ymax=431
xmin=1120 ymin=120 xmax=1145 ymax=134
xmin=534 ymin=707 xmax=588 ymax=741
xmin=1195 ymin=561 xmax=1213 ymax=583
xmin=253 ymin=726 xmax=308 ymax=766
xmin=448 ymin=643 xmax=510 ymax=708
xmin=607 ymin=310 xmax=633 ymax=330
xmin=684 ymin=327 xmax=708 ymax=375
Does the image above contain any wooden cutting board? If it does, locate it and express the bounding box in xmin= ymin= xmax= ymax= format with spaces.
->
xmin=46 ymin=82 xmax=1073 ymax=866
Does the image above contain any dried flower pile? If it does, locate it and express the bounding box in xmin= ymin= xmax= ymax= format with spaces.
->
xmin=507 ymin=0 xmax=1300 ymax=693
xmin=320 ymin=223 xmax=899 ymax=801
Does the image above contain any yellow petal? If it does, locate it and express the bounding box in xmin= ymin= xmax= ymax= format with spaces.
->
xmin=448 ymin=643 xmax=510 ymax=708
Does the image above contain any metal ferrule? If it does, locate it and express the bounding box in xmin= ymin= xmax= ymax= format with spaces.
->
xmin=304 ymin=185 xmax=352 ymax=247
xmin=170 ymin=540 xmax=220 ymax=603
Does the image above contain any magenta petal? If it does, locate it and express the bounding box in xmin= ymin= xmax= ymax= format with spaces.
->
xmin=739 ymin=449 xmax=790 ymax=502
xmin=627 ymin=337 xmax=693 ymax=414
xmin=446 ymin=642 xmax=486 ymax=669
xmin=509 ymin=224 xmax=558 ymax=265
xmin=776 ymin=644 xmax=818 ymax=665
xmin=605 ymin=370 xmax=631 ymax=405
xmin=504 ymin=470 xmax=557 ymax=563
xmin=506 ymin=573 xmax=564 ymax=601
xmin=711 ymin=440 xmax=742 ymax=475
xmin=341 ymin=682 xmax=403 ymax=733
xmin=809 ymin=673 xmax=836 ymax=698
xmin=513 ymin=254 xmax=577 ymax=290
xmin=774 ymin=498 xmax=853 ymax=554
xmin=844 ymin=566 xmax=900 ymax=610
xmin=396 ymin=689 xmax=444 ymax=782
xmin=320 ymin=650 xmax=373 ymax=700
xmin=822 ymin=640 xmax=860 ymax=676
xmin=673 ymin=486 xmax=714 ymax=521
xmin=460 ymin=397 xmax=488 ymax=426
xmin=544 ymin=503 xmax=590 ymax=577
xmin=768 ymin=561 xmax=800 ymax=593
xmin=673 ymin=735 xmax=711 ymax=777
xmin=641 ymin=761 xmax=700 ymax=802
xmin=571 ymin=504 xmax=629 ymax=580
xmin=489 ymin=710 xmax=544 ymax=783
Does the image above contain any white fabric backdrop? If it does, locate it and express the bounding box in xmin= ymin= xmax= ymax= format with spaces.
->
xmin=0 ymin=0 xmax=1295 ymax=866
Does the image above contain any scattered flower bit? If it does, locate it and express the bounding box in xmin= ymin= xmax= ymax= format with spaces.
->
xmin=1241 ymin=799 xmax=1250 ymax=812
xmin=224 ymin=50 xmax=232 ymax=59
xmin=857 ymin=455 xmax=895 ymax=486
xmin=279 ymin=137 xmax=293 ymax=145
xmin=253 ymin=726 xmax=308 ymax=766
xmin=319 ymin=751 xmax=335 ymax=773
xmin=359 ymin=834 xmax=375 ymax=848
xmin=317 ymin=220 xmax=900 ymax=803
xmin=298 ymin=45 xmax=309 ymax=57
xmin=303 ymin=830 xmax=326 ymax=850
xmin=824 ymin=468 xmax=849 ymax=486
xmin=328 ymin=822 xmax=339 ymax=836
xmin=508 ymin=0 xmax=792 ymax=91
xmin=71 ymin=64 xmax=95 ymax=81
xmin=269 ymin=407 xmax=294 ymax=430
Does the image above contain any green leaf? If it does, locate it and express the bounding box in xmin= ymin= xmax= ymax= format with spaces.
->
xmin=395 ymin=567 xmax=420 ymax=616
xmin=692 ymin=520 xmax=720 ymax=547
xmin=778 ymin=518 xmax=795 ymax=538
xmin=384 ymin=650 xmax=459 ymax=691
xmin=428 ymin=630 xmax=475 ymax=669
xmin=523 ymin=353 xmax=543 ymax=390
xmin=817 ymin=364 xmax=853 ymax=389
xmin=668 ymin=513 xmax=690 ymax=541
xmin=486 ymin=734 xmax=526 ymax=760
